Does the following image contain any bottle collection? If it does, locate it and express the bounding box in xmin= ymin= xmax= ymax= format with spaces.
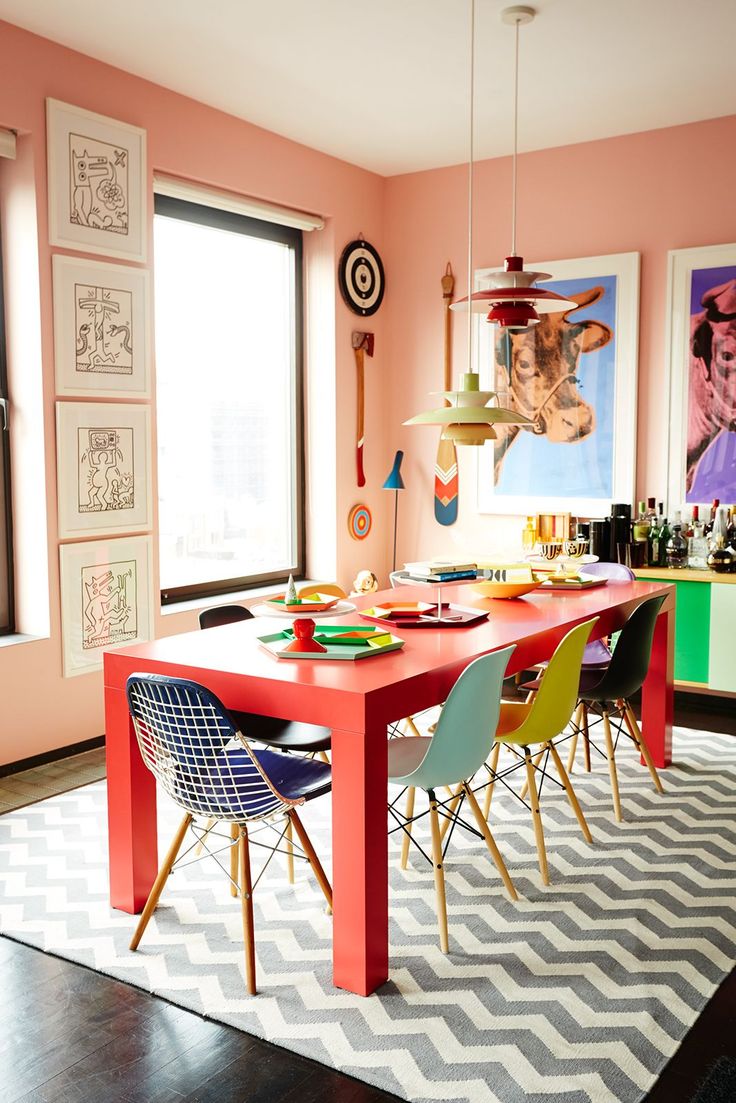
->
xmin=585 ymin=499 xmax=736 ymax=572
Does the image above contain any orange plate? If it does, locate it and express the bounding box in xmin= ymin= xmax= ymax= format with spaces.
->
xmin=365 ymin=601 xmax=436 ymax=617
xmin=264 ymin=595 xmax=339 ymax=613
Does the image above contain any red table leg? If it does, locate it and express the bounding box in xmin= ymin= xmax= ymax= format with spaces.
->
xmin=331 ymin=718 xmax=389 ymax=996
xmin=105 ymin=678 xmax=158 ymax=913
xmin=641 ymin=608 xmax=674 ymax=768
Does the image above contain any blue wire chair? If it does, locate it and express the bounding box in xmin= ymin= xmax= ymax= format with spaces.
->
xmin=126 ymin=673 xmax=332 ymax=995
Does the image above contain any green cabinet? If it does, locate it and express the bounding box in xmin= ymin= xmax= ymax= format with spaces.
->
xmin=635 ymin=570 xmax=736 ymax=692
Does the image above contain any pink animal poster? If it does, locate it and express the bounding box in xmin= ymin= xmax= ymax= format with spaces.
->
xmin=685 ymin=264 xmax=736 ymax=502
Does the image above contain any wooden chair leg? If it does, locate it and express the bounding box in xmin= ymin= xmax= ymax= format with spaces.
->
xmin=238 ymin=824 xmax=257 ymax=996
xmin=130 ymin=812 xmax=192 ymax=951
xmin=404 ymin=715 xmax=423 ymax=738
xmin=567 ymin=702 xmax=584 ymax=773
xmin=546 ymin=741 xmax=592 ymax=843
xmin=400 ymin=786 xmax=416 ymax=869
xmin=524 ymin=688 xmax=537 ymax=705
xmin=524 ymin=749 xmax=550 ymax=885
xmin=439 ymin=783 xmax=463 ymax=843
xmin=285 ymin=816 xmax=295 ymax=884
xmin=482 ymin=741 xmax=502 ymax=819
xmin=288 ymin=808 xmax=333 ymax=909
xmin=230 ymin=821 xmax=240 ymax=897
xmin=622 ymin=701 xmax=664 ymax=793
xmin=582 ymin=703 xmax=591 ymax=772
xmin=429 ymin=794 xmax=449 ymax=953
xmin=463 ymin=783 xmax=518 ymax=901
xmin=601 ymin=711 xmax=623 ymax=822
xmin=195 ymin=816 xmax=215 ymax=856
xmin=519 ymin=746 xmax=545 ymax=803
xmin=317 ymin=750 xmax=330 ymax=764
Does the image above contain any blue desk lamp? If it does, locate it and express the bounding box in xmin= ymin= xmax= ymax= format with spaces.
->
xmin=382 ymin=450 xmax=405 ymax=573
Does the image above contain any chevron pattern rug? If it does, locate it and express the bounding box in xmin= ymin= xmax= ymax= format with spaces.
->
xmin=1 ymin=727 xmax=735 ymax=1103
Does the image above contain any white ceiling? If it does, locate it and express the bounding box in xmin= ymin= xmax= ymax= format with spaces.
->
xmin=2 ymin=0 xmax=736 ymax=176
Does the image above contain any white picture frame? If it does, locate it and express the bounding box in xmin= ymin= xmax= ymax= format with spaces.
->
xmin=666 ymin=242 xmax=736 ymax=513
xmin=47 ymin=99 xmax=147 ymax=262
xmin=53 ymin=255 xmax=151 ymax=398
xmin=59 ymin=535 xmax=153 ymax=677
xmin=475 ymin=251 xmax=640 ymax=517
xmin=56 ymin=402 xmax=152 ymax=539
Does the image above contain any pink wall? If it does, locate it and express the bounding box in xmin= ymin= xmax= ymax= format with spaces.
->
xmin=2 ymin=15 xmax=735 ymax=767
xmin=0 ymin=20 xmax=391 ymax=764
xmin=383 ymin=116 xmax=736 ymax=566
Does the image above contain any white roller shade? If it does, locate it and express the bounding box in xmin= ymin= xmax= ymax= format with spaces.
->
xmin=153 ymin=174 xmax=324 ymax=232
xmin=0 ymin=128 xmax=17 ymax=160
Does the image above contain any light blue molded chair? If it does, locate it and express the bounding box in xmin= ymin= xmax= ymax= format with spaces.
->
xmin=388 ymin=645 xmax=517 ymax=952
xmin=125 ymin=673 xmax=333 ymax=995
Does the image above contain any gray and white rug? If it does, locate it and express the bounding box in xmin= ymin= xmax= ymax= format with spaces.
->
xmin=1 ymin=726 xmax=735 ymax=1103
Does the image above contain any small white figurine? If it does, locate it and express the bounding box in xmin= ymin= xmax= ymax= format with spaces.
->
xmin=351 ymin=569 xmax=379 ymax=597
xmin=286 ymin=573 xmax=298 ymax=604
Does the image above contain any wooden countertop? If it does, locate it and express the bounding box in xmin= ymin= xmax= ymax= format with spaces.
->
xmin=634 ymin=567 xmax=736 ymax=584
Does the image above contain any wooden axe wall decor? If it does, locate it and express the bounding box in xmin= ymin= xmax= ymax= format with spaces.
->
xmin=352 ymin=330 xmax=374 ymax=487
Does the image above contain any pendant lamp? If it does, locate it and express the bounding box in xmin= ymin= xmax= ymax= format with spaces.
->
xmin=404 ymin=0 xmax=533 ymax=446
xmin=450 ymin=5 xmax=576 ymax=329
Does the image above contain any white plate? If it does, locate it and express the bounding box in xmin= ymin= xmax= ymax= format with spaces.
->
xmin=250 ymin=599 xmax=357 ymax=619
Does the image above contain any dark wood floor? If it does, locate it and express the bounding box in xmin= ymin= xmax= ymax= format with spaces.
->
xmin=2 ymin=693 xmax=735 ymax=1103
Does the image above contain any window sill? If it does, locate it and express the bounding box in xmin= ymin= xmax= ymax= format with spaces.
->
xmin=0 ymin=633 xmax=44 ymax=650
xmin=161 ymin=580 xmax=322 ymax=617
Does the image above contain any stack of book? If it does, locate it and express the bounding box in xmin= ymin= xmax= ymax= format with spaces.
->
xmin=403 ymin=559 xmax=478 ymax=583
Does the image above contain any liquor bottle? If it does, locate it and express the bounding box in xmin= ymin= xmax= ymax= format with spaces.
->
xmin=648 ymin=514 xmax=660 ymax=567
xmin=633 ymin=501 xmax=650 ymax=544
xmin=727 ymin=506 xmax=736 ymax=550
xmin=705 ymin=498 xmax=720 ymax=536
xmin=646 ymin=497 xmax=657 ymax=527
xmin=666 ymin=513 xmax=688 ymax=568
xmin=657 ymin=517 xmax=671 ymax=567
xmin=711 ymin=505 xmax=729 ymax=549
xmin=687 ymin=519 xmax=708 ymax=570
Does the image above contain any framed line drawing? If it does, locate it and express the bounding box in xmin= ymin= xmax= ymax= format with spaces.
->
xmin=47 ymin=99 xmax=147 ymax=262
xmin=53 ymin=255 xmax=151 ymax=397
xmin=59 ymin=535 xmax=153 ymax=677
xmin=56 ymin=402 xmax=152 ymax=539
xmin=666 ymin=242 xmax=736 ymax=510
xmin=475 ymin=252 xmax=640 ymax=517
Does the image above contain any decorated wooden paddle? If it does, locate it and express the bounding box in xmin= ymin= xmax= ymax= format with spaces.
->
xmin=434 ymin=263 xmax=458 ymax=525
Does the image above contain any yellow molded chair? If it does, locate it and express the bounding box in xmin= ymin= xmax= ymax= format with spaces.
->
xmin=297 ymin=583 xmax=347 ymax=600
xmin=482 ymin=619 xmax=597 ymax=886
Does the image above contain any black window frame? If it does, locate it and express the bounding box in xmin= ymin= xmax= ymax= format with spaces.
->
xmin=153 ymin=193 xmax=305 ymax=606
xmin=0 ymin=224 xmax=14 ymax=636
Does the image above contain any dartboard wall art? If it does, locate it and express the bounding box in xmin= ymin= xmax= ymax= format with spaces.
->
xmin=347 ymin=503 xmax=373 ymax=541
xmin=338 ymin=238 xmax=385 ymax=316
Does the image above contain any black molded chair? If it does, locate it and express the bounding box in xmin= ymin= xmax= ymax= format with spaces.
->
xmin=198 ymin=604 xmax=331 ymax=756
xmin=569 ymin=594 xmax=666 ymax=821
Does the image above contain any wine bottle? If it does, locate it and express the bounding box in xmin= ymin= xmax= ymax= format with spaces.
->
xmin=657 ymin=517 xmax=671 ymax=567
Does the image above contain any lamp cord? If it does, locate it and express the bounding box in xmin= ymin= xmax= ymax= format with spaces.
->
xmin=511 ymin=17 xmax=519 ymax=257
xmin=466 ymin=0 xmax=475 ymax=377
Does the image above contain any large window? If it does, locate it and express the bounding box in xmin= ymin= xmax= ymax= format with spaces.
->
xmin=154 ymin=194 xmax=304 ymax=604
xmin=0 ymin=229 xmax=13 ymax=635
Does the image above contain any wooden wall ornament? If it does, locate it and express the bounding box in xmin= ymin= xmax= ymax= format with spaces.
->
xmin=348 ymin=504 xmax=372 ymax=540
xmin=435 ymin=262 xmax=459 ymax=525
xmin=338 ymin=238 xmax=385 ymax=316
xmin=352 ymin=330 xmax=374 ymax=486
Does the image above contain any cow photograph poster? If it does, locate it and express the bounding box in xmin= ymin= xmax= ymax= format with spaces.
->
xmin=666 ymin=243 xmax=736 ymax=509
xmin=476 ymin=253 xmax=640 ymax=517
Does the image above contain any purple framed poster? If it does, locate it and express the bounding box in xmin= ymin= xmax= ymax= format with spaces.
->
xmin=667 ymin=244 xmax=736 ymax=510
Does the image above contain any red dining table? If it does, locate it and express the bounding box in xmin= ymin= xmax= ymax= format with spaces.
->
xmin=104 ymin=579 xmax=674 ymax=997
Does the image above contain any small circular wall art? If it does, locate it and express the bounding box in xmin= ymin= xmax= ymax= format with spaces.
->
xmin=348 ymin=503 xmax=372 ymax=541
xmin=338 ymin=238 xmax=385 ymax=316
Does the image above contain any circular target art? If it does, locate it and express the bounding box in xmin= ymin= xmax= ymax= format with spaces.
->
xmin=338 ymin=238 xmax=385 ymax=316
xmin=348 ymin=503 xmax=373 ymax=541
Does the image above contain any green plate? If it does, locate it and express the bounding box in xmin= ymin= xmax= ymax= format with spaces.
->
xmin=258 ymin=626 xmax=405 ymax=661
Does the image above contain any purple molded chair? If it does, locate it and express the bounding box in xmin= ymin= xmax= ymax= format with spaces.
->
xmin=578 ymin=562 xmax=635 ymax=667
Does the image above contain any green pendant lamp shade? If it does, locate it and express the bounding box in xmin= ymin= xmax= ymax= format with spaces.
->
xmin=404 ymin=372 xmax=532 ymax=447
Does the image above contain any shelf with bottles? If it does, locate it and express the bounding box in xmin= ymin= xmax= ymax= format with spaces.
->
xmin=633 ymin=567 xmax=736 ymax=585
